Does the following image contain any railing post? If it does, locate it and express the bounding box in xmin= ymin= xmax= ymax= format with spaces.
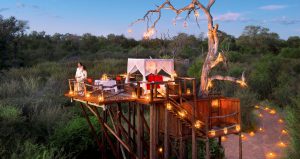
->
xmin=178 ymin=80 xmax=182 ymax=105
xmin=192 ymin=79 xmax=197 ymax=159
xmin=164 ymin=84 xmax=169 ymax=159
xmin=137 ymin=82 xmax=141 ymax=99
xmin=183 ymin=79 xmax=187 ymax=95
xmin=150 ymin=83 xmax=154 ymax=103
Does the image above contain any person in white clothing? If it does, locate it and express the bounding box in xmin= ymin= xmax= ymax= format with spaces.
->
xmin=74 ymin=62 xmax=87 ymax=95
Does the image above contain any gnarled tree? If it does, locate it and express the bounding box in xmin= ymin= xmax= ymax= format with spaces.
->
xmin=131 ymin=0 xmax=246 ymax=97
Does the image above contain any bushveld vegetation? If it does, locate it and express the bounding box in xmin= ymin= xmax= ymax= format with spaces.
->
xmin=1 ymin=15 xmax=300 ymax=158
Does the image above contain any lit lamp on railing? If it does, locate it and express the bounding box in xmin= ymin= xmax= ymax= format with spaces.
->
xmin=145 ymin=94 xmax=150 ymax=100
xmin=178 ymin=110 xmax=187 ymax=118
xmin=98 ymin=95 xmax=104 ymax=102
xmin=194 ymin=120 xmax=202 ymax=129
xmin=158 ymin=147 xmax=163 ymax=153
xmin=166 ymin=102 xmax=172 ymax=111
xmin=101 ymin=74 xmax=108 ymax=81
xmin=211 ymin=99 xmax=219 ymax=108
xmin=69 ymin=90 xmax=74 ymax=95
xmin=278 ymin=119 xmax=284 ymax=123
xmin=131 ymin=92 xmax=137 ymax=99
xmin=236 ymin=124 xmax=241 ymax=132
xmin=186 ymin=88 xmax=191 ymax=95
xmin=223 ymin=127 xmax=228 ymax=135
xmin=269 ymin=109 xmax=276 ymax=114
xmin=85 ymin=93 xmax=91 ymax=98
xmin=210 ymin=130 xmax=216 ymax=137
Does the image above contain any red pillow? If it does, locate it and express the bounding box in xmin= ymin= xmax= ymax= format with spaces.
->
xmin=87 ymin=78 xmax=93 ymax=84
xmin=147 ymin=75 xmax=162 ymax=90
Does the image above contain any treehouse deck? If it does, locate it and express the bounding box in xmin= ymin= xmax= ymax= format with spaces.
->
xmin=65 ymin=77 xmax=242 ymax=159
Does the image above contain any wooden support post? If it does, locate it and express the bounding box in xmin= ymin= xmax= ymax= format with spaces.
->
xmin=205 ymin=138 xmax=210 ymax=159
xmin=102 ymin=108 xmax=107 ymax=159
xmin=79 ymin=104 xmax=103 ymax=155
xmin=150 ymin=103 xmax=158 ymax=159
xmin=117 ymin=104 xmax=121 ymax=159
xmin=150 ymin=83 xmax=154 ymax=103
xmin=137 ymin=82 xmax=141 ymax=98
xmin=192 ymin=80 xmax=197 ymax=159
xmin=137 ymin=104 xmax=143 ymax=159
xmin=133 ymin=103 xmax=136 ymax=146
xmin=183 ymin=79 xmax=187 ymax=94
xmin=178 ymin=80 xmax=182 ymax=105
xmin=164 ymin=84 xmax=169 ymax=159
xmin=128 ymin=103 xmax=132 ymax=145
xmin=239 ymin=132 xmax=242 ymax=159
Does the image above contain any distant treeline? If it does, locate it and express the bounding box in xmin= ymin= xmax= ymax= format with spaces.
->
xmin=1 ymin=15 xmax=300 ymax=70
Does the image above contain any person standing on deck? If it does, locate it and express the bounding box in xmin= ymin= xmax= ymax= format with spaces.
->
xmin=74 ymin=62 xmax=87 ymax=95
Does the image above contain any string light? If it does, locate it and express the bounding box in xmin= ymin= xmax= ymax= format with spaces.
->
xmin=211 ymin=99 xmax=219 ymax=108
xmin=270 ymin=109 xmax=276 ymax=114
xmin=186 ymin=88 xmax=191 ymax=95
xmin=183 ymin=21 xmax=188 ymax=28
xmin=277 ymin=141 xmax=287 ymax=148
xmin=210 ymin=130 xmax=216 ymax=137
xmin=131 ymin=92 xmax=137 ymax=98
xmin=166 ymin=102 xmax=172 ymax=111
xmin=143 ymin=28 xmax=155 ymax=39
xmin=85 ymin=93 xmax=91 ymax=98
xmin=98 ymin=95 xmax=104 ymax=102
xmin=249 ymin=131 xmax=255 ymax=137
xmin=278 ymin=119 xmax=284 ymax=123
xmin=158 ymin=147 xmax=163 ymax=153
xmin=178 ymin=110 xmax=187 ymax=118
xmin=223 ymin=127 xmax=228 ymax=134
xmin=265 ymin=107 xmax=269 ymax=111
xmin=69 ymin=90 xmax=74 ymax=95
xmin=266 ymin=152 xmax=276 ymax=159
xmin=259 ymin=127 xmax=263 ymax=132
xmin=194 ymin=120 xmax=202 ymax=129
xmin=221 ymin=136 xmax=227 ymax=142
xmin=194 ymin=10 xmax=199 ymax=17
xmin=281 ymin=129 xmax=288 ymax=135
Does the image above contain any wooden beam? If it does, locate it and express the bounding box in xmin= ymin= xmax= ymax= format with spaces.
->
xmin=137 ymin=104 xmax=143 ymax=159
xmin=239 ymin=132 xmax=242 ymax=159
xmin=79 ymin=104 xmax=104 ymax=155
xmin=150 ymin=103 xmax=158 ymax=159
xmin=164 ymin=84 xmax=169 ymax=159
xmin=192 ymin=79 xmax=197 ymax=159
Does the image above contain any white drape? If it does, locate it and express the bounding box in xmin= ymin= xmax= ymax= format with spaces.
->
xmin=126 ymin=58 xmax=175 ymax=82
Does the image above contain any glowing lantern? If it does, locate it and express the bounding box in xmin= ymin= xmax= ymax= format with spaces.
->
xmin=210 ymin=130 xmax=216 ymax=137
xmin=183 ymin=21 xmax=188 ymax=28
xmin=224 ymin=128 xmax=228 ymax=134
xmin=211 ymin=99 xmax=219 ymax=108
xmin=101 ymin=74 xmax=108 ymax=80
xmin=143 ymin=28 xmax=155 ymax=39
xmin=236 ymin=125 xmax=241 ymax=132
xmin=85 ymin=93 xmax=91 ymax=98
xmin=282 ymin=129 xmax=288 ymax=135
xmin=259 ymin=113 xmax=263 ymax=118
xmin=98 ymin=95 xmax=104 ymax=102
xmin=194 ymin=10 xmax=199 ymax=17
xmin=249 ymin=131 xmax=255 ymax=137
xmin=265 ymin=107 xmax=269 ymax=111
xmin=131 ymin=92 xmax=137 ymax=99
xmin=166 ymin=102 xmax=172 ymax=111
xmin=259 ymin=127 xmax=263 ymax=132
xmin=69 ymin=90 xmax=74 ymax=95
xmin=207 ymin=80 xmax=213 ymax=89
xmin=255 ymin=105 xmax=260 ymax=109
xmin=186 ymin=88 xmax=191 ymax=95
xmin=194 ymin=120 xmax=202 ymax=129
xmin=145 ymin=95 xmax=150 ymax=100
xmin=221 ymin=136 xmax=227 ymax=141
xmin=241 ymin=134 xmax=247 ymax=141
xmin=270 ymin=109 xmax=276 ymax=114
xmin=266 ymin=152 xmax=276 ymax=159
xmin=158 ymin=147 xmax=163 ymax=153
xmin=278 ymin=141 xmax=286 ymax=148
xmin=178 ymin=110 xmax=187 ymax=118
xmin=278 ymin=119 xmax=284 ymax=123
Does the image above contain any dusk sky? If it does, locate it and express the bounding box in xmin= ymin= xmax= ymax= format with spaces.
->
xmin=0 ymin=0 xmax=299 ymax=39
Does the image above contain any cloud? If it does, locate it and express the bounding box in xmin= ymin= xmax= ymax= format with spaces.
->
xmin=0 ymin=8 xmax=9 ymax=12
xmin=270 ymin=16 xmax=300 ymax=25
xmin=16 ymin=2 xmax=40 ymax=9
xmin=259 ymin=5 xmax=287 ymax=11
xmin=215 ymin=12 xmax=242 ymax=22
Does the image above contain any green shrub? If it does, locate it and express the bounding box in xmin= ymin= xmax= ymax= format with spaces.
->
xmin=279 ymin=48 xmax=300 ymax=59
xmin=286 ymin=96 xmax=300 ymax=158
